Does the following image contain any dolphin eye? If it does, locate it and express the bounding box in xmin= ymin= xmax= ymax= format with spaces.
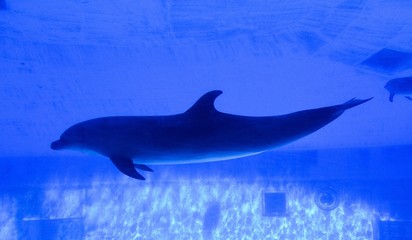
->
xmin=73 ymin=134 xmax=84 ymax=142
xmin=62 ymin=130 xmax=84 ymax=143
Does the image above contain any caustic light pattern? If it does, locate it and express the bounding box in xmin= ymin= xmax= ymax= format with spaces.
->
xmin=1 ymin=178 xmax=377 ymax=239
xmin=0 ymin=197 xmax=17 ymax=238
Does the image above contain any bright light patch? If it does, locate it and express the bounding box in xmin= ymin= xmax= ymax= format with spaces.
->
xmin=77 ymin=177 xmax=375 ymax=239
xmin=42 ymin=188 xmax=84 ymax=219
xmin=0 ymin=197 xmax=17 ymax=239
xmin=8 ymin=176 xmax=379 ymax=239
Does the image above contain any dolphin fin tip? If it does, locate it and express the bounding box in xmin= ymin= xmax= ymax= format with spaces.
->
xmin=185 ymin=90 xmax=224 ymax=115
xmin=110 ymin=157 xmax=147 ymax=180
xmin=342 ymin=97 xmax=373 ymax=109
xmin=134 ymin=174 xmax=146 ymax=180
xmin=134 ymin=163 xmax=154 ymax=172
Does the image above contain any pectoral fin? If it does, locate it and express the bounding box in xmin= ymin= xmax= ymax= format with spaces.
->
xmin=134 ymin=164 xmax=153 ymax=172
xmin=389 ymin=92 xmax=395 ymax=102
xmin=110 ymin=157 xmax=145 ymax=180
xmin=405 ymin=96 xmax=412 ymax=101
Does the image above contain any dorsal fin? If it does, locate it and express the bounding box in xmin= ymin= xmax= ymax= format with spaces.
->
xmin=185 ymin=90 xmax=223 ymax=115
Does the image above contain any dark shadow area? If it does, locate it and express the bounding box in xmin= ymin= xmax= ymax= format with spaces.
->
xmin=202 ymin=201 xmax=221 ymax=240
xmin=378 ymin=220 xmax=412 ymax=240
xmin=262 ymin=192 xmax=287 ymax=216
xmin=21 ymin=218 xmax=84 ymax=240
xmin=0 ymin=0 xmax=6 ymax=10
xmin=361 ymin=48 xmax=412 ymax=74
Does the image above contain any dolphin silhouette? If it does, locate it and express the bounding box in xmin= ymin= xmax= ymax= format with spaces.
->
xmin=384 ymin=76 xmax=412 ymax=102
xmin=51 ymin=90 xmax=371 ymax=180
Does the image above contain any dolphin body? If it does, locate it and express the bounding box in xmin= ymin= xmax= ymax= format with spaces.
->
xmin=384 ymin=76 xmax=412 ymax=102
xmin=51 ymin=90 xmax=371 ymax=180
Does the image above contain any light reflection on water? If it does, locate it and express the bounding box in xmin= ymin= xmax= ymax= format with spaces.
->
xmin=82 ymin=178 xmax=375 ymax=239
xmin=0 ymin=197 xmax=17 ymax=239
xmin=0 ymin=177 xmax=377 ymax=239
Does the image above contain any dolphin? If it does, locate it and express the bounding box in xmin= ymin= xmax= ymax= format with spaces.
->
xmin=51 ymin=90 xmax=371 ymax=180
xmin=384 ymin=76 xmax=412 ymax=102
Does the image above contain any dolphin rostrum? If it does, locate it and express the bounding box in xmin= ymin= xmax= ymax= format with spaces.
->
xmin=384 ymin=76 xmax=412 ymax=102
xmin=51 ymin=90 xmax=371 ymax=180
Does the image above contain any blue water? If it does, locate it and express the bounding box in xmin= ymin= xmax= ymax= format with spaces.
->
xmin=1 ymin=1 xmax=412 ymax=239
xmin=1 ymin=146 xmax=412 ymax=239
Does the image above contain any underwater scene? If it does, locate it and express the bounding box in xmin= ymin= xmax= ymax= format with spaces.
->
xmin=1 ymin=1 xmax=412 ymax=239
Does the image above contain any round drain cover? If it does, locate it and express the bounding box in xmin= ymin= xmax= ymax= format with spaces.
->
xmin=315 ymin=188 xmax=339 ymax=211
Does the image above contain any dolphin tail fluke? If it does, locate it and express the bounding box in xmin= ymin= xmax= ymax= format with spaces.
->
xmin=340 ymin=97 xmax=373 ymax=110
xmin=110 ymin=157 xmax=145 ymax=180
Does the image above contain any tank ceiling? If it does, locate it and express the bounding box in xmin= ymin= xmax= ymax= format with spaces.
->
xmin=1 ymin=0 xmax=412 ymax=157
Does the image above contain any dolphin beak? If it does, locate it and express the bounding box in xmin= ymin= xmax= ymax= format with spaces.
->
xmin=51 ymin=140 xmax=65 ymax=150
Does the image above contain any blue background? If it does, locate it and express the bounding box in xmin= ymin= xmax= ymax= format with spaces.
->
xmin=1 ymin=0 xmax=412 ymax=239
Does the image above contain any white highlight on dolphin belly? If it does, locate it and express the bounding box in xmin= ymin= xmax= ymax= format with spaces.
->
xmin=134 ymin=151 xmax=264 ymax=165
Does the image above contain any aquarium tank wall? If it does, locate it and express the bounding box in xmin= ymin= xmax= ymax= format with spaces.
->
xmin=1 ymin=1 xmax=412 ymax=239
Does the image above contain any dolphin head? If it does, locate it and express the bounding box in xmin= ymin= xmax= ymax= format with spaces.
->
xmin=51 ymin=124 xmax=87 ymax=151
xmin=50 ymin=139 xmax=67 ymax=150
xmin=384 ymin=81 xmax=393 ymax=91
xmin=384 ymin=82 xmax=389 ymax=90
